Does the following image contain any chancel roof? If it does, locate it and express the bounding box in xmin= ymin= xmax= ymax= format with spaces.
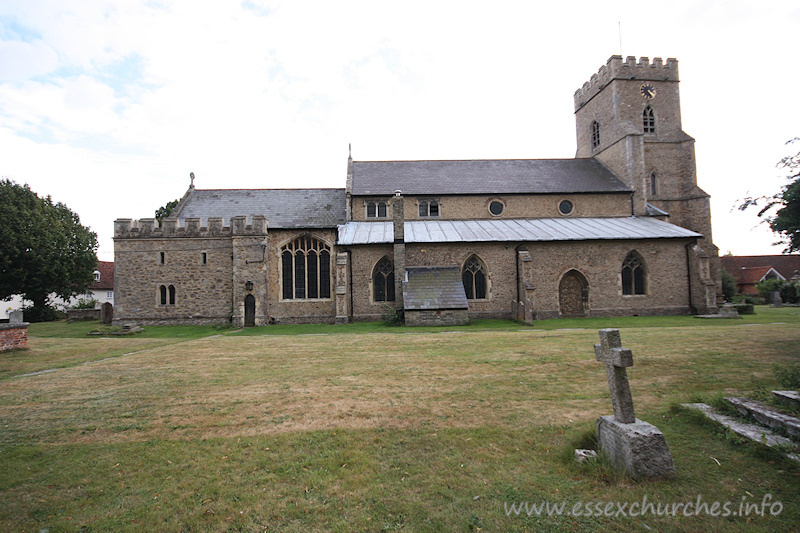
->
xmin=350 ymin=159 xmax=631 ymax=196
xmin=173 ymin=188 xmax=347 ymax=228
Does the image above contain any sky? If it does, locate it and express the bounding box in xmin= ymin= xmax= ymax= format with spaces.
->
xmin=1 ymin=0 xmax=799 ymax=262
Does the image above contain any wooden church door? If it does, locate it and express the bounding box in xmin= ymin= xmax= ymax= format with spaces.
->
xmin=244 ymin=294 xmax=256 ymax=327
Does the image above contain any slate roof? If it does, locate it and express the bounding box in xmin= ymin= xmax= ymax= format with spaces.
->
xmin=338 ymin=217 xmax=701 ymax=245
xmin=402 ymin=267 xmax=469 ymax=311
xmin=350 ymin=159 xmax=631 ymax=196
xmin=173 ymin=188 xmax=347 ymax=228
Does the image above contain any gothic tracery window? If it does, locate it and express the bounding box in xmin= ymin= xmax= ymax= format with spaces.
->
xmin=462 ymin=255 xmax=487 ymax=300
xmin=591 ymin=121 xmax=600 ymax=150
xmin=643 ymin=105 xmax=655 ymax=134
xmin=373 ymin=256 xmax=395 ymax=302
xmin=621 ymin=251 xmax=646 ymax=296
xmin=281 ymin=236 xmax=332 ymax=300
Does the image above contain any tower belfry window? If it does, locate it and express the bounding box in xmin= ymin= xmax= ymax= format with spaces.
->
xmin=591 ymin=121 xmax=600 ymax=150
xmin=643 ymin=106 xmax=655 ymax=134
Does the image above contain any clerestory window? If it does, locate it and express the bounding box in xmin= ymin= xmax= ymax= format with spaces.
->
xmin=281 ymin=236 xmax=332 ymax=300
xmin=418 ymin=199 xmax=440 ymax=218
xmin=366 ymin=201 xmax=388 ymax=218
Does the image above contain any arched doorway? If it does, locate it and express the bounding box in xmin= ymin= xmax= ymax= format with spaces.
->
xmin=559 ymin=270 xmax=588 ymax=317
xmin=244 ymin=294 xmax=256 ymax=327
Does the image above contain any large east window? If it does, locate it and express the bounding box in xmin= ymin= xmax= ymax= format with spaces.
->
xmin=281 ymin=236 xmax=332 ymax=300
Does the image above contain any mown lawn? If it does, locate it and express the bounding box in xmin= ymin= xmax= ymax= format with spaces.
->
xmin=1 ymin=308 xmax=799 ymax=531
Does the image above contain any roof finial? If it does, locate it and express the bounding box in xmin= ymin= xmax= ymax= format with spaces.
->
xmin=348 ymin=143 xmax=352 ymax=158
xmin=189 ymin=171 xmax=195 ymax=189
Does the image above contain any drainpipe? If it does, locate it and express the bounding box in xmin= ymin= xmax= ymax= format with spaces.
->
xmin=685 ymin=239 xmax=698 ymax=315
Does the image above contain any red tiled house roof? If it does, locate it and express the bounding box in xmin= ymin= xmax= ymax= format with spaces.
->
xmin=721 ymin=255 xmax=799 ymax=295
xmin=90 ymin=261 xmax=115 ymax=290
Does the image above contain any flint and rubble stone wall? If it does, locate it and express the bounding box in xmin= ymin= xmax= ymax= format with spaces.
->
xmin=350 ymin=193 xmax=631 ymax=222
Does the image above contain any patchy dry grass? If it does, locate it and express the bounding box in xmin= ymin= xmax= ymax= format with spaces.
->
xmin=1 ymin=310 xmax=799 ymax=531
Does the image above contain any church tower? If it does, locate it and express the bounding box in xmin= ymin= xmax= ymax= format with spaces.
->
xmin=574 ymin=55 xmax=719 ymax=312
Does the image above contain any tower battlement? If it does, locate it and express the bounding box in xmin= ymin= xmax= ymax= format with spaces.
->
xmin=114 ymin=215 xmax=268 ymax=238
xmin=574 ymin=55 xmax=679 ymax=111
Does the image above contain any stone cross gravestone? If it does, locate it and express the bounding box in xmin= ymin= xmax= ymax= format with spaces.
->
xmin=594 ymin=328 xmax=635 ymax=423
xmin=594 ymin=329 xmax=676 ymax=478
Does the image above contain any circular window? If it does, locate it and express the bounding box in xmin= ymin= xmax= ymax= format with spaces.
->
xmin=489 ymin=200 xmax=504 ymax=216
xmin=558 ymin=200 xmax=574 ymax=215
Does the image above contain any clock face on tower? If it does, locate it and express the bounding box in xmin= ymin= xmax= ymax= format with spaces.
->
xmin=640 ymin=83 xmax=657 ymax=100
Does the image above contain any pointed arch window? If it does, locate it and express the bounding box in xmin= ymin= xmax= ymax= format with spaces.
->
xmin=650 ymin=171 xmax=658 ymax=196
xmin=281 ymin=236 xmax=332 ymax=300
xmin=591 ymin=121 xmax=600 ymax=150
xmin=622 ymin=251 xmax=646 ymax=295
xmin=643 ymin=106 xmax=655 ymax=134
xmin=462 ymin=255 xmax=487 ymax=300
xmin=373 ymin=256 xmax=395 ymax=302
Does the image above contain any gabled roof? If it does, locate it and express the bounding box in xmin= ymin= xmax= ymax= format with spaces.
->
xmin=350 ymin=159 xmax=631 ymax=196
xmin=729 ymin=266 xmax=785 ymax=286
xmin=403 ymin=267 xmax=468 ymax=311
xmin=338 ymin=217 xmax=701 ymax=245
xmin=721 ymin=255 xmax=800 ymax=281
xmin=90 ymin=261 xmax=114 ymax=290
xmin=173 ymin=188 xmax=347 ymax=229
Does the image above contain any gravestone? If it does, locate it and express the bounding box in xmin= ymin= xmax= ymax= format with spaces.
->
xmin=101 ymin=302 xmax=113 ymax=324
xmin=771 ymin=291 xmax=783 ymax=307
xmin=594 ymin=329 xmax=675 ymax=478
xmin=9 ymin=311 xmax=23 ymax=324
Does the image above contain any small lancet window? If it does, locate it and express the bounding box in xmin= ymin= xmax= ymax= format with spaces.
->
xmin=621 ymin=252 xmax=646 ymax=296
xmin=591 ymin=121 xmax=600 ymax=150
xmin=643 ymin=106 xmax=655 ymax=134
xmin=650 ymin=171 xmax=658 ymax=196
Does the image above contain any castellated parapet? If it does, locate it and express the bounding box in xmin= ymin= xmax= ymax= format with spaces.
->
xmin=114 ymin=215 xmax=268 ymax=239
xmin=574 ymin=55 xmax=679 ymax=111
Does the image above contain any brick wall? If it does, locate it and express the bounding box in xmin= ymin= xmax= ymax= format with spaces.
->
xmin=0 ymin=323 xmax=28 ymax=351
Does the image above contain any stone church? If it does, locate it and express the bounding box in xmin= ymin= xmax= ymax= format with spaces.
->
xmin=113 ymin=55 xmax=720 ymax=327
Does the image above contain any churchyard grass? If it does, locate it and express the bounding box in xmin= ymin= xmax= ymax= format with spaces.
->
xmin=1 ymin=308 xmax=799 ymax=531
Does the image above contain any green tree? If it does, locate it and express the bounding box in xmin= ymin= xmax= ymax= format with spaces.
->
xmin=720 ymin=268 xmax=738 ymax=302
xmin=739 ymin=138 xmax=800 ymax=252
xmin=0 ymin=180 xmax=98 ymax=319
xmin=155 ymin=199 xmax=180 ymax=226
